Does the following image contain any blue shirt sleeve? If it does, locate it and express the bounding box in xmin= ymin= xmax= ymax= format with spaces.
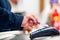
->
xmin=0 ymin=7 xmax=23 ymax=32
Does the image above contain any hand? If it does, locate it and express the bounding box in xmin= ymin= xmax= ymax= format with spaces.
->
xmin=21 ymin=15 xmax=40 ymax=33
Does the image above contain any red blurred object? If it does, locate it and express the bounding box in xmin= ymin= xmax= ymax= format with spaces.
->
xmin=52 ymin=9 xmax=59 ymax=17
xmin=51 ymin=9 xmax=59 ymax=26
xmin=56 ymin=26 xmax=60 ymax=31
xmin=11 ymin=0 xmax=19 ymax=5
xmin=51 ymin=9 xmax=60 ymax=31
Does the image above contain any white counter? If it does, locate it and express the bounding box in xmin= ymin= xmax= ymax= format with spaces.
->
xmin=0 ymin=31 xmax=24 ymax=39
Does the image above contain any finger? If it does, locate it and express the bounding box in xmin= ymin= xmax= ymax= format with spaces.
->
xmin=23 ymin=26 xmax=33 ymax=33
xmin=28 ymin=15 xmax=37 ymax=23
xmin=32 ymin=15 xmax=40 ymax=24
xmin=32 ymin=15 xmax=37 ymax=20
xmin=27 ymin=26 xmax=33 ymax=33
xmin=29 ymin=15 xmax=40 ymax=25
xmin=31 ymin=24 xmax=38 ymax=29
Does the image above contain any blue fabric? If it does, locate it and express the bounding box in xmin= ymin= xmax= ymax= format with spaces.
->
xmin=0 ymin=0 xmax=23 ymax=32
xmin=0 ymin=0 xmax=11 ymax=11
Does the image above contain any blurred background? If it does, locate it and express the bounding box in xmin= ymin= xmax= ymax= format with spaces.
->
xmin=9 ymin=0 xmax=60 ymax=31
xmin=0 ymin=0 xmax=60 ymax=40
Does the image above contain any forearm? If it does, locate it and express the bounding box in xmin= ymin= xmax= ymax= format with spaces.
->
xmin=10 ymin=14 xmax=24 ymax=30
xmin=0 ymin=7 xmax=24 ymax=32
